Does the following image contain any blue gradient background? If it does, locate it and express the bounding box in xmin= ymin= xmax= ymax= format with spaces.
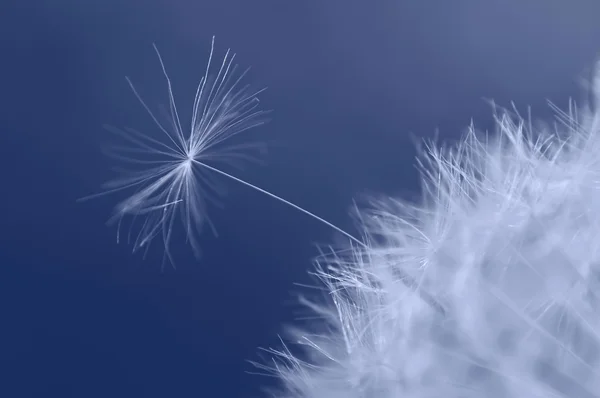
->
xmin=1 ymin=0 xmax=599 ymax=397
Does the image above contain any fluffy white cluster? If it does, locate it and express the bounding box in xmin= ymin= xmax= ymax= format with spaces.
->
xmin=265 ymin=64 xmax=600 ymax=398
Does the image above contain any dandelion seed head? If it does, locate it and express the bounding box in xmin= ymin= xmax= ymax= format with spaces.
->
xmin=262 ymin=63 xmax=600 ymax=398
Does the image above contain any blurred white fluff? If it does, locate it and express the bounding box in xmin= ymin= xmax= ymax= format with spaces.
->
xmin=262 ymin=63 xmax=600 ymax=398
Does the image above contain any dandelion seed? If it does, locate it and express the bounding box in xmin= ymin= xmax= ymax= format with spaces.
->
xmin=80 ymin=37 xmax=373 ymax=270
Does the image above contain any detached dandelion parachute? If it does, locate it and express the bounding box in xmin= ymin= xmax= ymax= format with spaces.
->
xmin=261 ymin=63 xmax=600 ymax=398
xmin=80 ymin=37 xmax=272 ymax=263
xmin=81 ymin=36 xmax=366 ymax=266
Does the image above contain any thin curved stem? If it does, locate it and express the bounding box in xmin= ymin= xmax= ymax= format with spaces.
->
xmin=193 ymin=160 xmax=365 ymax=247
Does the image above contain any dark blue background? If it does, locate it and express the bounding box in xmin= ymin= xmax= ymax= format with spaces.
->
xmin=1 ymin=0 xmax=599 ymax=396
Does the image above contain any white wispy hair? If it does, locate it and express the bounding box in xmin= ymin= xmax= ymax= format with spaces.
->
xmin=80 ymin=37 xmax=270 ymax=264
xmin=260 ymin=63 xmax=600 ymax=398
